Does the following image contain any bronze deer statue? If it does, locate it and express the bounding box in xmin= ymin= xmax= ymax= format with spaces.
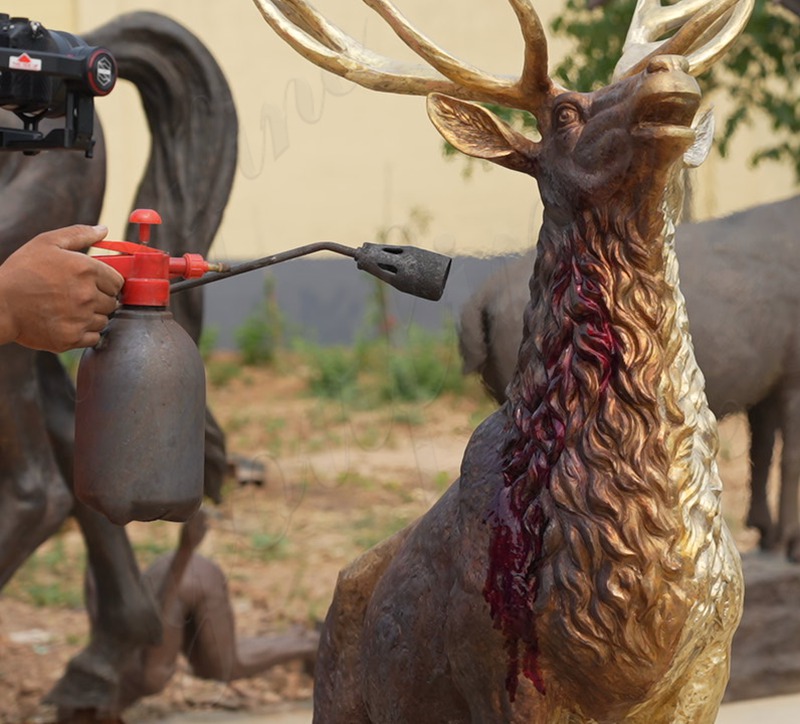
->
xmin=254 ymin=0 xmax=752 ymax=721
xmin=459 ymin=193 xmax=800 ymax=561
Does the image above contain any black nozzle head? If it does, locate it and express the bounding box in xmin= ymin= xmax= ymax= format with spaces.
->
xmin=354 ymin=243 xmax=451 ymax=301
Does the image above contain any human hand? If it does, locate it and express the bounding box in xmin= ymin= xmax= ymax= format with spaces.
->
xmin=0 ymin=224 xmax=125 ymax=352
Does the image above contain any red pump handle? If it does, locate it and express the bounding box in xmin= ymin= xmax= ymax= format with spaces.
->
xmin=91 ymin=209 xmax=221 ymax=306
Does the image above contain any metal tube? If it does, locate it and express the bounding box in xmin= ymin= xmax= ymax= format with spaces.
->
xmin=169 ymin=241 xmax=356 ymax=294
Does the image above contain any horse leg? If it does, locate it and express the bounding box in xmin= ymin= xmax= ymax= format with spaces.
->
xmin=47 ymin=503 xmax=165 ymax=715
xmin=33 ymin=352 xmax=162 ymax=714
xmin=180 ymin=559 xmax=319 ymax=683
xmin=778 ymin=385 xmax=800 ymax=562
xmin=0 ymin=345 xmax=72 ymax=589
xmin=745 ymin=395 xmax=779 ymax=550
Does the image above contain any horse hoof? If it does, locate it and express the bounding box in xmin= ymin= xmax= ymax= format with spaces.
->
xmin=45 ymin=648 xmax=120 ymax=713
xmin=746 ymin=508 xmax=779 ymax=550
xmin=787 ymin=537 xmax=800 ymax=564
xmin=57 ymin=708 xmax=125 ymax=723
xmin=757 ymin=527 xmax=781 ymax=552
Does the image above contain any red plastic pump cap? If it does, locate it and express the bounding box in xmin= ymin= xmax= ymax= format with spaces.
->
xmin=92 ymin=209 xmax=217 ymax=307
xmin=129 ymin=208 xmax=162 ymax=244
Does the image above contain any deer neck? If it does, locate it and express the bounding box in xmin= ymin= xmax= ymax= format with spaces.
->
xmin=656 ymin=187 xmax=724 ymax=574
xmin=485 ymin=190 xmax=721 ymax=709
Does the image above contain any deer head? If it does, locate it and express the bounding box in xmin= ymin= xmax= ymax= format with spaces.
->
xmin=252 ymin=0 xmax=753 ymax=227
xmin=427 ymin=56 xmax=703 ymax=225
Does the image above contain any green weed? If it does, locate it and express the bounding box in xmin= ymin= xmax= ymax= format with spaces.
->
xmin=378 ymin=324 xmax=464 ymax=403
xmin=198 ymin=326 xmax=220 ymax=362
xmin=226 ymin=412 xmax=252 ymax=434
xmin=335 ymin=470 xmax=376 ymax=491
xmin=207 ymin=358 xmax=241 ymax=387
xmin=249 ymin=530 xmax=291 ymax=561
xmin=7 ymin=534 xmax=85 ymax=609
xmin=391 ymin=406 xmax=424 ymax=426
xmin=433 ymin=470 xmax=452 ymax=493
xmin=297 ymin=321 xmax=466 ymax=411
xmin=302 ymin=344 xmax=361 ymax=402
xmin=133 ymin=537 xmax=174 ymax=567
xmin=235 ymin=275 xmax=283 ymax=366
xmin=25 ymin=583 xmax=82 ymax=609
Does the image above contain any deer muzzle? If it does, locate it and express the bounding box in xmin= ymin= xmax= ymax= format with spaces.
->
xmin=632 ymin=56 xmax=701 ymax=144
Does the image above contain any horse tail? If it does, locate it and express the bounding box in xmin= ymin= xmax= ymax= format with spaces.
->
xmin=85 ymin=11 xmax=237 ymax=339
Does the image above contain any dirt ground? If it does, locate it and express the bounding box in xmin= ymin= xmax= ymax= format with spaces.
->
xmin=0 ymin=355 xmax=770 ymax=723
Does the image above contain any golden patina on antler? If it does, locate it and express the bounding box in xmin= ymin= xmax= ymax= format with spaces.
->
xmin=615 ymin=0 xmax=756 ymax=78
xmin=253 ymin=1 xmax=755 ymax=721
xmin=251 ymin=0 xmax=563 ymax=112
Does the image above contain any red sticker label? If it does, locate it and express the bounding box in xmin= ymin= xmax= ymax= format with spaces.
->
xmin=9 ymin=53 xmax=42 ymax=71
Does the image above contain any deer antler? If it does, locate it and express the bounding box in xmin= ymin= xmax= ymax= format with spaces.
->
xmin=251 ymin=0 xmax=562 ymax=114
xmin=614 ymin=0 xmax=755 ymax=79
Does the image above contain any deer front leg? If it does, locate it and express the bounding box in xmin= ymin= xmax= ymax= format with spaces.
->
xmin=778 ymin=386 xmax=800 ymax=562
xmin=314 ymin=527 xmax=415 ymax=724
xmin=745 ymin=395 xmax=779 ymax=550
xmin=179 ymin=559 xmax=319 ymax=683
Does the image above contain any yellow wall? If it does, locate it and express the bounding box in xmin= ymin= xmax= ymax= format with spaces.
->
xmin=1 ymin=1 xmax=795 ymax=259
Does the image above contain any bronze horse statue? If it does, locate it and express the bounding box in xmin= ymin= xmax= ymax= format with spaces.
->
xmin=0 ymin=11 xmax=236 ymax=716
xmin=84 ymin=510 xmax=319 ymax=716
xmin=254 ymin=0 xmax=751 ymax=721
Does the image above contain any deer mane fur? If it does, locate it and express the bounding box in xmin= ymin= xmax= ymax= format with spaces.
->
xmin=485 ymin=192 xmax=725 ymax=717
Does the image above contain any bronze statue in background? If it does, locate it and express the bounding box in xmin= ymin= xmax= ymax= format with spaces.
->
xmin=0 ymin=11 xmax=236 ymax=717
xmin=254 ymin=0 xmax=752 ymax=721
xmin=81 ymin=510 xmax=319 ymax=718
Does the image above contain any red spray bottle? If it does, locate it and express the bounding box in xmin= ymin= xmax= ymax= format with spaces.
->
xmin=74 ymin=208 xmax=452 ymax=526
xmin=74 ymin=209 xmax=224 ymax=525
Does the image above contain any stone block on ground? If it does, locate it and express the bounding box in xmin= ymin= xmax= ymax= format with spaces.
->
xmin=725 ymin=552 xmax=800 ymax=702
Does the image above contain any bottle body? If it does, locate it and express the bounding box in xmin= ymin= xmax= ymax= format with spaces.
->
xmin=74 ymin=306 xmax=205 ymax=525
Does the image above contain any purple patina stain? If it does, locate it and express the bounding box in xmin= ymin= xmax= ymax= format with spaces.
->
xmin=483 ymin=248 xmax=620 ymax=701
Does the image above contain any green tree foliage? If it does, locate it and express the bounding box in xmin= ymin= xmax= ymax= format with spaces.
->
xmin=715 ymin=0 xmax=800 ymax=176
xmin=446 ymin=1 xmax=800 ymax=182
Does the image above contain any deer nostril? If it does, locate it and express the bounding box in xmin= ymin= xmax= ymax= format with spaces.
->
xmin=647 ymin=57 xmax=671 ymax=74
xmin=647 ymin=55 xmax=690 ymax=74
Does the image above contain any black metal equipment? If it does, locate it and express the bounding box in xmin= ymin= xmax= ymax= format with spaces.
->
xmin=0 ymin=14 xmax=117 ymax=156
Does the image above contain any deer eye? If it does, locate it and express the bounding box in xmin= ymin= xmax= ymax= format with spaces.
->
xmin=555 ymin=104 xmax=581 ymax=129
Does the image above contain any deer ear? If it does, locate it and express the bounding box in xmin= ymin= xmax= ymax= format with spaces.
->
xmin=683 ymin=107 xmax=715 ymax=168
xmin=426 ymin=93 xmax=539 ymax=176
